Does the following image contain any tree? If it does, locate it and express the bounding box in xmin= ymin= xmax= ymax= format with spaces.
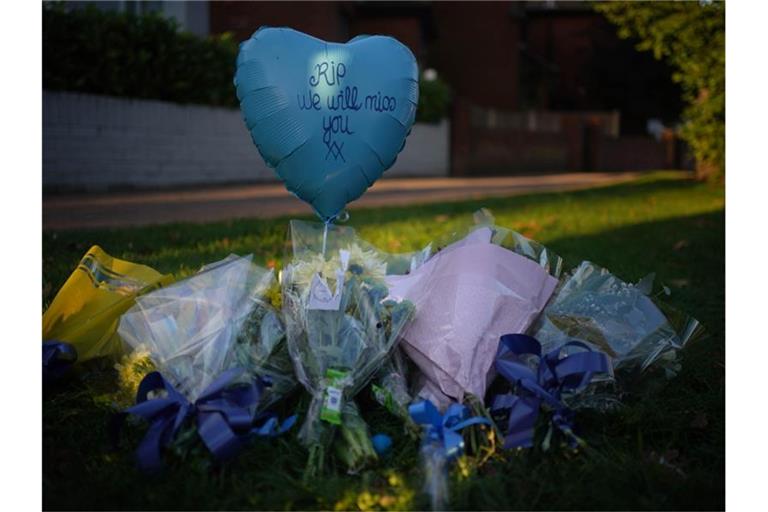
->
xmin=595 ymin=1 xmax=725 ymax=181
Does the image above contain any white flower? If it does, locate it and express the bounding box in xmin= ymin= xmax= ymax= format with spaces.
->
xmin=290 ymin=252 xmax=342 ymax=291
xmin=288 ymin=243 xmax=388 ymax=293
xmin=343 ymin=243 xmax=387 ymax=281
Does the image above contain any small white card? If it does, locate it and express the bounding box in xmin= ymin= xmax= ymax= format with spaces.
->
xmin=307 ymin=250 xmax=348 ymax=311
xmin=308 ymin=273 xmax=342 ymax=310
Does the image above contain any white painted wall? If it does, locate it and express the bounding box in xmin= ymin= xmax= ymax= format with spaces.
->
xmin=43 ymin=91 xmax=449 ymax=190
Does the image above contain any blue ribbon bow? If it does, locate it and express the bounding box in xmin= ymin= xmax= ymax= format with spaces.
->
xmin=491 ymin=333 xmax=611 ymax=450
xmin=113 ymin=367 xmax=295 ymax=472
xmin=43 ymin=340 xmax=77 ymax=383
xmin=408 ymin=400 xmax=492 ymax=460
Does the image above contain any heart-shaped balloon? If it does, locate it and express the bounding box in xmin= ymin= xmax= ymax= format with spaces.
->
xmin=235 ymin=27 xmax=419 ymax=222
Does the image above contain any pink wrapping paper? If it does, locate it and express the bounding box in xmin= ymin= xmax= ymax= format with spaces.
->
xmin=386 ymin=228 xmax=558 ymax=409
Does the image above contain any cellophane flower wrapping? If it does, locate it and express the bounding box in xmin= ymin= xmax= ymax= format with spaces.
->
xmin=426 ymin=208 xmax=564 ymax=279
xmin=530 ymin=260 xmax=704 ymax=379
xmin=370 ymin=245 xmax=433 ymax=435
xmin=385 ymin=222 xmax=560 ymax=410
xmin=228 ymin=281 xmax=296 ymax=411
xmin=43 ymin=245 xmax=174 ymax=363
xmin=118 ymin=254 xmax=295 ymax=405
xmin=281 ymin=220 xmax=418 ymax=477
xmin=421 ymin=442 xmax=449 ymax=511
xmin=372 ymin=346 xmax=421 ymax=438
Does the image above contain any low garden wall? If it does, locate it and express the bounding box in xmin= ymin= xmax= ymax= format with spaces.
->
xmin=43 ymin=91 xmax=449 ymax=190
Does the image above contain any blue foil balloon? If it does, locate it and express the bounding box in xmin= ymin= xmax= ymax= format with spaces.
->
xmin=235 ymin=27 xmax=419 ymax=222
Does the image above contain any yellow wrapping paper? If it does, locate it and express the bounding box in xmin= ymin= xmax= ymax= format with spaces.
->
xmin=42 ymin=245 xmax=173 ymax=363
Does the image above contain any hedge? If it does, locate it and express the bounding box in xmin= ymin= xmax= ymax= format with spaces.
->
xmin=43 ymin=3 xmax=450 ymax=122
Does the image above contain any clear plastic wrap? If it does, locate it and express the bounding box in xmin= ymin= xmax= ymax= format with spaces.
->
xmin=530 ymin=260 xmax=704 ymax=376
xmin=118 ymin=254 xmax=295 ymax=404
xmin=229 ymin=289 xmax=297 ymax=410
xmin=372 ymin=347 xmax=420 ymax=436
xmin=281 ymin=220 xmax=417 ymax=478
xmin=421 ymin=443 xmax=449 ymax=511
xmin=409 ymin=399 xmax=493 ymax=511
xmin=431 ymin=208 xmax=564 ymax=279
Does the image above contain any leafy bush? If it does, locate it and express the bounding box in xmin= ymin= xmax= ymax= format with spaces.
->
xmin=43 ymin=2 xmax=239 ymax=107
xmin=43 ymin=3 xmax=452 ymax=124
xmin=596 ymin=1 xmax=725 ymax=181
xmin=417 ymin=76 xmax=451 ymax=123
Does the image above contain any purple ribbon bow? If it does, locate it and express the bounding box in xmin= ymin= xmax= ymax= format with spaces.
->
xmin=491 ymin=333 xmax=611 ymax=450
xmin=113 ymin=367 xmax=294 ymax=472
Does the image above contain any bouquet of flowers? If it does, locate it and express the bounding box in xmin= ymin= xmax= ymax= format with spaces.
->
xmin=118 ymin=254 xmax=295 ymax=408
xmin=385 ymin=223 xmax=560 ymax=410
xmin=530 ymin=260 xmax=704 ymax=379
xmin=281 ymin=220 xmax=417 ymax=478
xmin=113 ymin=254 xmax=297 ymax=470
xmin=229 ymin=284 xmax=296 ymax=410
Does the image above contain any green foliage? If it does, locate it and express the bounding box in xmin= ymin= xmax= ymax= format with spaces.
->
xmin=43 ymin=2 xmax=239 ymax=107
xmin=595 ymin=1 xmax=725 ymax=181
xmin=43 ymin=174 xmax=723 ymax=510
xmin=43 ymin=2 xmax=449 ymax=122
xmin=417 ymin=76 xmax=451 ymax=123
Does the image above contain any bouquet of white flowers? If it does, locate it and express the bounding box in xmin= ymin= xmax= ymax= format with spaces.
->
xmin=281 ymin=220 xmax=417 ymax=479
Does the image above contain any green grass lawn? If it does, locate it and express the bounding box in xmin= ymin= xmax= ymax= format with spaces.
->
xmin=42 ymin=172 xmax=724 ymax=510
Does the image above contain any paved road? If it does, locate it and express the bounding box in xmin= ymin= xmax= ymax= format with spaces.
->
xmin=43 ymin=172 xmax=649 ymax=230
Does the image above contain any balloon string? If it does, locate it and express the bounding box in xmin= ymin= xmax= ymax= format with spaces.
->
xmin=322 ymin=220 xmax=329 ymax=258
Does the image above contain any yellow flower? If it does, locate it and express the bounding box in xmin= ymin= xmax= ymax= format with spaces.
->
xmin=356 ymin=491 xmax=378 ymax=511
xmin=113 ymin=348 xmax=155 ymax=406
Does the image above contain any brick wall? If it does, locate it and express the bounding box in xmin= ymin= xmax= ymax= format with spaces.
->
xmin=449 ymin=99 xmax=679 ymax=175
xmin=210 ymin=1 xmax=345 ymax=43
xmin=432 ymin=2 xmax=520 ymax=109
xmin=349 ymin=16 xmax=423 ymax=59
xmin=43 ymin=91 xmax=449 ymax=191
xmin=597 ymin=135 xmax=676 ymax=172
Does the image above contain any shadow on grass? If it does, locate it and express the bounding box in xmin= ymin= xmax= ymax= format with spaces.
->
xmin=548 ymin=209 xmax=724 ymax=324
